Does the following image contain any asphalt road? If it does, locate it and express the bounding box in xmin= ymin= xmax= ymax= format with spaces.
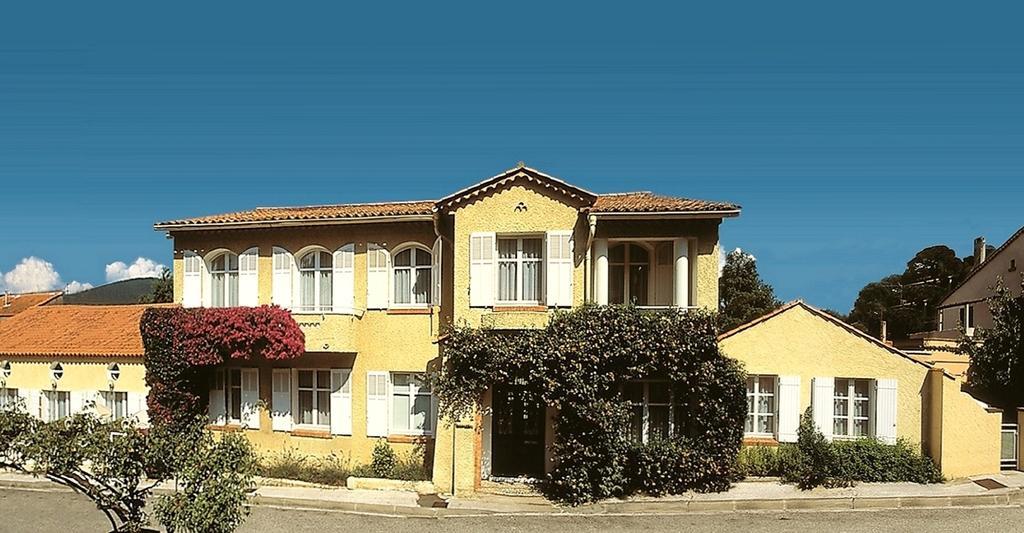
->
xmin=3 ymin=487 xmax=1024 ymax=533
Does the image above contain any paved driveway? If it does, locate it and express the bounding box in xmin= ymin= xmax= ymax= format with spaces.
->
xmin=3 ymin=487 xmax=1024 ymax=532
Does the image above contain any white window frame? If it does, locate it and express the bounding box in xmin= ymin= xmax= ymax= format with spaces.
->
xmin=833 ymin=378 xmax=871 ymax=439
xmin=745 ymin=375 xmax=777 ymax=437
xmin=624 ymin=380 xmax=676 ymax=444
xmin=296 ymin=250 xmax=333 ymax=313
xmin=608 ymin=242 xmax=651 ymax=306
xmin=391 ymin=246 xmax=432 ymax=307
xmin=0 ymin=387 xmax=17 ymax=410
xmin=390 ymin=372 xmax=435 ymax=436
xmin=102 ymin=390 xmax=128 ymax=420
xmin=213 ymin=369 xmax=244 ymax=425
xmin=209 ymin=251 xmax=240 ymax=308
xmin=46 ymin=390 xmax=70 ymax=422
xmin=496 ymin=236 xmax=544 ymax=305
xmin=294 ymin=368 xmax=332 ymax=429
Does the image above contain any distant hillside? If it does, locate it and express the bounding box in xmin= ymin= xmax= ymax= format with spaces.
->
xmin=62 ymin=278 xmax=159 ymax=305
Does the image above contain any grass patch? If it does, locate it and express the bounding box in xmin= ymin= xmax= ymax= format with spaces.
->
xmin=258 ymin=441 xmax=431 ymax=485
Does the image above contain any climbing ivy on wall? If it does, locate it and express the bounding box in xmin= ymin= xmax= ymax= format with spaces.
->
xmin=140 ymin=306 xmax=305 ymax=433
xmin=433 ymin=305 xmax=747 ymax=504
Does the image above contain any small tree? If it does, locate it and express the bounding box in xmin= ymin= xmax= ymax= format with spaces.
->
xmin=139 ymin=268 xmax=174 ymax=304
xmin=0 ymin=408 xmax=157 ymax=532
xmin=153 ymin=418 xmax=257 ymax=533
xmin=718 ymin=249 xmax=781 ymax=332
xmin=0 ymin=407 xmax=257 ymax=533
xmin=963 ymin=279 xmax=1024 ymax=408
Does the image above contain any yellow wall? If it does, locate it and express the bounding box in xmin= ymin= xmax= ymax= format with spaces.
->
xmin=450 ymin=181 xmax=586 ymax=329
xmin=719 ymin=304 xmax=1003 ymax=479
xmin=938 ymin=375 xmax=1002 ymax=478
xmin=171 ymin=223 xmax=442 ymax=467
xmin=1 ymin=357 xmax=147 ymax=393
xmin=719 ymin=305 xmax=929 ymax=446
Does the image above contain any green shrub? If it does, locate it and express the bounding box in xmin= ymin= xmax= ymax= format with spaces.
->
xmin=434 ymin=306 xmax=747 ymax=504
xmin=784 ymin=408 xmax=943 ymax=489
xmin=258 ymin=448 xmax=353 ymax=486
xmin=734 ymin=444 xmax=801 ymax=478
xmin=370 ymin=440 xmax=398 ymax=478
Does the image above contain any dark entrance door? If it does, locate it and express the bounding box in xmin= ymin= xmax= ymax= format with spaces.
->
xmin=491 ymin=385 xmax=546 ymax=478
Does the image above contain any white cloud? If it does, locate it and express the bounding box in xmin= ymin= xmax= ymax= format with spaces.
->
xmin=0 ymin=256 xmax=91 ymax=294
xmin=105 ymin=257 xmax=166 ymax=283
xmin=64 ymin=281 xmax=94 ymax=294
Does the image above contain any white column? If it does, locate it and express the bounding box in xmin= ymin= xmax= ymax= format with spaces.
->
xmin=673 ymin=238 xmax=689 ymax=308
xmin=594 ymin=239 xmax=609 ymax=305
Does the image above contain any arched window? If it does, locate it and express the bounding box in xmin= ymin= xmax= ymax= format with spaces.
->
xmin=209 ymin=252 xmax=239 ymax=307
xmin=393 ymin=247 xmax=432 ymax=305
xmin=298 ymin=250 xmax=332 ymax=312
xmin=609 ymin=243 xmax=650 ymax=306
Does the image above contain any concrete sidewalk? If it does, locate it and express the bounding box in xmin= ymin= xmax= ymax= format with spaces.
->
xmin=2 ymin=471 xmax=1023 ymax=517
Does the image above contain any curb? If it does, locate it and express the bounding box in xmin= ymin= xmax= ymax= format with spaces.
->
xmin=2 ymin=478 xmax=1021 ymax=517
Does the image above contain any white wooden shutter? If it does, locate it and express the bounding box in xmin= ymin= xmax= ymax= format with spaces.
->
xmin=199 ymin=254 xmax=212 ymax=307
xmin=366 ymin=244 xmax=390 ymax=310
xmin=182 ymin=251 xmax=202 ymax=308
xmin=208 ymin=370 xmax=227 ymax=425
xmin=272 ymin=247 xmax=294 ymax=310
xmin=545 ymin=230 xmax=573 ymax=307
xmin=469 ymin=232 xmax=495 ymax=307
xmin=776 ymin=376 xmax=801 ymax=443
xmin=330 ymin=369 xmax=352 ymax=435
xmin=874 ymin=378 xmax=898 ymax=444
xmin=240 ymin=368 xmax=260 ymax=429
xmin=366 ymin=371 xmax=390 ymax=437
xmin=333 ymin=244 xmax=355 ymax=313
xmin=69 ymin=391 xmax=87 ymax=415
xmin=127 ymin=391 xmax=149 ymax=427
xmin=271 ymin=369 xmax=292 ymax=431
xmin=238 ymin=247 xmax=259 ymax=307
xmin=21 ymin=389 xmax=40 ymax=419
xmin=431 ymin=237 xmax=442 ymax=306
xmin=812 ymin=376 xmax=835 ymax=440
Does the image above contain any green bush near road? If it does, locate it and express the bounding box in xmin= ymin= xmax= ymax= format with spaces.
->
xmin=781 ymin=409 xmax=942 ymax=489
xmin=733 ymin=444 xmax=801 ymax=478
xmin=258 ymin=441 xmax=430 ymax=486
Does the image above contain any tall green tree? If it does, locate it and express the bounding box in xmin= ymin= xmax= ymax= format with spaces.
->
xmin=962 ymin=280 xmax=1024 ymax=408
xmin=848 ymin=245 xmax=984 ymax=340
xmin=718 ymin=249 xmax=782 ymax=332
xmin=140 ymin=268 xmax=173 ymax=304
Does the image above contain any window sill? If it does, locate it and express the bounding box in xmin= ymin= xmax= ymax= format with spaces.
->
xmin=387 ymin=433 xmax=433 ymax=444
xmin=290 ymin=428 xmax=333 ymax=439
xmin=387 ymin=307 xmax=433 ymax=315
xmin=742 ymin=436 xmax=779 ymax=447
xmin=207 ymin=424 xmax=243 ymax=433
xmin=492 ymin=305 xmax=548 ymax=313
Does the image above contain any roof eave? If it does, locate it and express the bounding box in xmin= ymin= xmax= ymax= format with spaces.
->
xmin=154 ymin=213 xmax=436 ymax=232
xmin=588 ymin=209 xmax=741 ymax=220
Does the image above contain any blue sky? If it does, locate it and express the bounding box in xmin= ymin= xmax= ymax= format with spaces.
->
xmin=1 ymin=2 xmax=1022 ymax=310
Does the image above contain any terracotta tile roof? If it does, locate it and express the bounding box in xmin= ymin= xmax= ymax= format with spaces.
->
xmin=0 ymin=304 xmax=171 ymax=358
xmin=591 ymin=192 xmax=740 ymax=214
xmin=156 ymin=167 xmax=741 ymax=229
xmin=155 ymin=200 xmax=436 ymax=228
xmin=0 ymin=291 xmax=62 ymax=318
xmin=435 ymin=165 xmax=597 ymax=212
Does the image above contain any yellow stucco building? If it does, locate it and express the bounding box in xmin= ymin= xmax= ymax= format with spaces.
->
xmin=0 ymin=305 xmax=153 ymax=424
xmin=152 ymin=165 xmax=739 ymax=494
xmin=718 ymin=301 xmax=1003 ymax=479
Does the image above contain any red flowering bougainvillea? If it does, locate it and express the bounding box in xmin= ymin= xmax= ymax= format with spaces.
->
xmin=140 ymin=306 xmax=305 ymax=431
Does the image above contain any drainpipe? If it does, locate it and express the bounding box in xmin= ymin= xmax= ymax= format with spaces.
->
xmin=585 ymin=214 xmax=597 ymax=303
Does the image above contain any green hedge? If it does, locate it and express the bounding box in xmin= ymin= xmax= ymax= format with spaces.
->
xmin=776 ymin=410 xmax=943 ymax=489
xmin=434 ymin=305 xmax=747 ymax=504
